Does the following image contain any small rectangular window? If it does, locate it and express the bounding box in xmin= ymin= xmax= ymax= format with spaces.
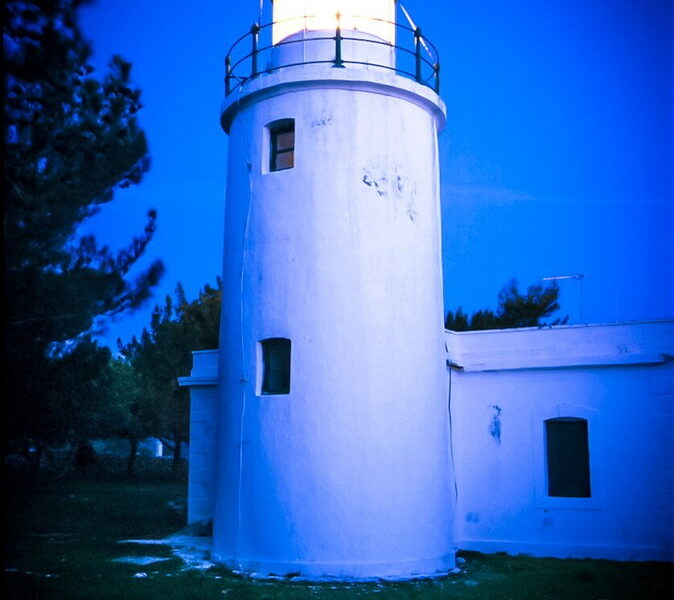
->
xmin=269 ymin=120 xmax=295 ymax=172
xmin=261 ymin=338 xmax=291 ymax=395
xmin=546 ymin=417 xmax=591 ymax=498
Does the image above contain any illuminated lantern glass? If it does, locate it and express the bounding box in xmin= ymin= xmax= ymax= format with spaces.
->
xmin=272 ymin=0 xmax=395 ymax=45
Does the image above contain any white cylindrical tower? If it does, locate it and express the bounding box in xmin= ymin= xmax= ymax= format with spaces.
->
xmin=215 ymin=0 xmax=454 ymax=579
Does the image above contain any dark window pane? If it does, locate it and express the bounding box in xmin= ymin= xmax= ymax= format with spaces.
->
xmin=261 ymin=338 xmax=291 ymax=395
xmin=269 ymin=120 xmax=295 ymax=172
xmin=275 ymin=130 xmax=294 ymax=151
xmin=546 ymin=418 xmax=591 ymax=497
xmin=274 ymin=149 xmax=294 ymax=171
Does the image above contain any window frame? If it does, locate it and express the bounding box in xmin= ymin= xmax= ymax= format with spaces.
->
xmin=258 ymin=337 xmax=292 ymax=396
xmin=533 ymin=405 xmax=602 ymax=510
xmin=268 ymin=119 xmax=295 ymax=173
xmin=545 ymin=417 xmax=591 ymax=498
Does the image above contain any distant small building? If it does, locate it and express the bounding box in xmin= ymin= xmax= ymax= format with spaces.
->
xmin=91 ymin=437 xmax=165 ymax=458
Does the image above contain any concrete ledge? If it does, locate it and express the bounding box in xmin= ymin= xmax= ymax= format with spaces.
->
xmin=446 ymin=320 xmax=674 ymax=372
xmin=178 ymin=374 xmax=218 ymax=387
xmin=221 ymin=65 xmax=446 ymax=133
xmin=453 ymin=352 xmax=668 ymax=372
xmin=178 ymin=349 xmax=219 ymax=387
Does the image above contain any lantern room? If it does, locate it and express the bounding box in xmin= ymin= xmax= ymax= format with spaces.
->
xmin=272 ymin=0 xmax=395 ymax=45
xmin=224 ymin=0 xmax=440 ymax=98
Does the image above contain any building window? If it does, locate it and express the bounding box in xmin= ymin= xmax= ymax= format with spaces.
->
xmin=545 ymin=417 xmax=591 ymax=498
xmin=260 ymin=338 xmax=291 ymax=395
xmin=269 ymin=119 xmax=295 ymax=172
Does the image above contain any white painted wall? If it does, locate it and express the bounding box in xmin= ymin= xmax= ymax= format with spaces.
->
xmin=447 ymin=321 xmax=674 ymax=561
xmin=215 ymin=64 xmax=454 ymax=579
xmin=180 ymin=1 xmax=674 ymax=572
xmin=178 ymin=350 xmax=219 ymax=526
xmin=181 ymin=320 xmax=674 ymax=566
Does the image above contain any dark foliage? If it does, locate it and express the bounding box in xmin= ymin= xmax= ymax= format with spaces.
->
xmin=120 ymin=279 xmax=222 ymax=476
xmin=3 ymin=0 xmax=164 ymax=458
xmin=445 ymin=279 xmax=568 ymax=331
xmin=99 ymin=357 xmax=150 ymax=477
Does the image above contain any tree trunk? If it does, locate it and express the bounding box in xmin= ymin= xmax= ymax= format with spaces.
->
xmin=74 ymin=439 xmax=97 ymax=470
xmin=126 ymin=437 xmax=139 ymax=478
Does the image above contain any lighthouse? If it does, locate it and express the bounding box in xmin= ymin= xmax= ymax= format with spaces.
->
xmin=213 ymin=0 xmax=454 ymax=579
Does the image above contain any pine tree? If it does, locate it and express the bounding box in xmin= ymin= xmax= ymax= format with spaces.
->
xmin=101 ymin=357 xmax=149 ymax=478
xmin=120 ymin=279 xmax=222 ymax=477
xmin=445 ymin=279 xmax=567 ymax=331
xmin=3 ymin=0 xmax=164 ymax=457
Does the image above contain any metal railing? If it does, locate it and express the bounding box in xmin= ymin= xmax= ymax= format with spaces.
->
xmin=225 ymin=13 xmax=440 ymax=96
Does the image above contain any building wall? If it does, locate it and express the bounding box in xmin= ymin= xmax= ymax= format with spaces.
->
xmin=447 ymin=321 xmax=674 ymax=561
xmin=179 ymin=350 xmax=219 ymax=526
xmin=181 ymin=321 xmax=674 ymax=563
xmin=213 ymin=67 xmax=455 ymax=578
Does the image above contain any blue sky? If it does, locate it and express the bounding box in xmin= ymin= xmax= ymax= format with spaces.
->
xmin=79 ymin=0 xmax=673 ymax=348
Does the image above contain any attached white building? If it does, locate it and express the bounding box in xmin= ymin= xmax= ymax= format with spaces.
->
xmin=446 ymin=320 xmax=674 ymax=562
xmin=181 ymin=319 xmax=674 ymax=567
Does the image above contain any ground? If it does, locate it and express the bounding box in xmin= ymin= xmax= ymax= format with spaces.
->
xmin=4 ymin=457 xmax=673 ymax=599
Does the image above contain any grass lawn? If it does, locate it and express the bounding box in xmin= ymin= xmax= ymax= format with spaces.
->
xmin=4 ymin=459 xmax=673 ymax=599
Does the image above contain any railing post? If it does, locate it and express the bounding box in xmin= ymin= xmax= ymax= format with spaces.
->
xmin=334 ymin=11 xmax=345 ymax=68
xmin=434 ymin=62 xmax=440 ymax=94
xmin=225 ymin=55 xmax=232 ymax=95
xmin=251 ymin=23 xmax=260 ymax=78
xmin=414 ymin=27 xmax=423 ymax=84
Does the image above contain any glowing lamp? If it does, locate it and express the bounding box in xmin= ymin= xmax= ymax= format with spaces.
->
xmin=272 ymin=0 xmax=395 ymax=45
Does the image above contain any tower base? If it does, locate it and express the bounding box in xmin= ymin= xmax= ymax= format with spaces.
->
xmin=212 ymin=552 xmax=456 ymax=581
